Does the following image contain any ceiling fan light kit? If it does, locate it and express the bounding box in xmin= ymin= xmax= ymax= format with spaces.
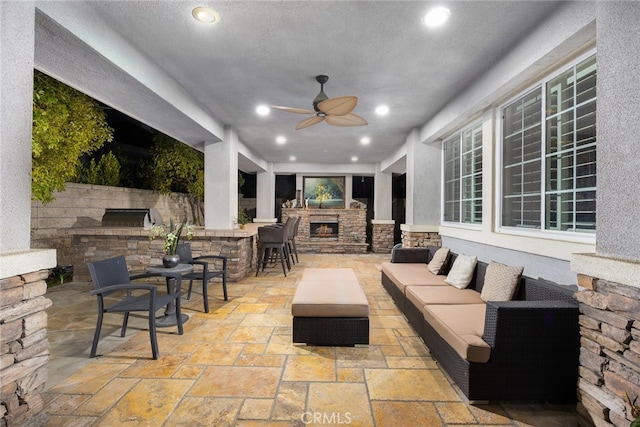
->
xmin=272 ymin=75 xmax=368 ymax=130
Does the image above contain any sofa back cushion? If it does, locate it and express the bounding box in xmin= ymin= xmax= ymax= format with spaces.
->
xmin=445 ymin=254 xmax=478 ymax=289
xmin=480 ymin=262 xmax=524 ymax=302
xmin=427 ymin=247 xmax=450 ymax=275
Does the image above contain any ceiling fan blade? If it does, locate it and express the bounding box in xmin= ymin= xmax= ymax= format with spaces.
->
xmin=270 ymin=105 xmax=315 ymax=114
xmin=295 ymin=116 xmax=325 ymax=130
xmin=325 ymin=113 xmax=368 ymax=127
xmin=317 ymin=96 xmax=357 ymax=116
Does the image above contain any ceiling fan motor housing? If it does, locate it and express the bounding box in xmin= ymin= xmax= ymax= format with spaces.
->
xmin=313 ymin=75 xmax=330 ymax=113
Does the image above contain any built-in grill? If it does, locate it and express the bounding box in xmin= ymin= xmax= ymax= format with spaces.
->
xmin=101 ymin=208 xmax=163 ymax=227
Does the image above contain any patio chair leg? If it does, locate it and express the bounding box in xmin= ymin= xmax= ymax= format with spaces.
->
xmin=90 ymin=311 xmax=104 ymax=358
xmin=149 ymin=311 xmax=159 ymax=360
xmin=292 ymin=239 xmax=299 ymax=263
xmin=121 ymin=312 xmax=130 ymax=337
xmin=187 ymin=279 xmax=194 ymax=300
xmin=284 ymin=245 xmax=291 ymax=271
xmin=279 ymin=247 xmax=287 ymax=276
xmin=222 ymin=276 xmax=228 ymax=301
xmin=256 ymin=247 xmax=266 ymax=276
xmin=203 ymin=280 xmax=209 ymax=313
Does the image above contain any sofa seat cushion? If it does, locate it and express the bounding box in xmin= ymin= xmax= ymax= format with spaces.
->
xmin=423 ymin=304 xmax=490 ymax=363
xmin=406 ymin=285 xmax=484 ymax=309
xmin=381 ymin=262 xmax=448 ymax=294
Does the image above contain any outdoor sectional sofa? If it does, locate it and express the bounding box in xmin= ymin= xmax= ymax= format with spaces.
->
xmin=381 ymin=246 xmax=579 ymax=402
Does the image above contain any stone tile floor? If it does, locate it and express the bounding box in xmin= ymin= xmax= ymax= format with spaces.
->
xmin=43 ymin=253 xmax=578 ymax=426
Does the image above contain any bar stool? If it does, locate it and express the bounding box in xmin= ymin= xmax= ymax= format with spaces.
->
xmin=256 ymin=224 xmax=290 ymax=276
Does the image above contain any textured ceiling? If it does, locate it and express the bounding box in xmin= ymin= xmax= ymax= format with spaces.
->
xmin=37 ymin=1 xmax=565 ymax=170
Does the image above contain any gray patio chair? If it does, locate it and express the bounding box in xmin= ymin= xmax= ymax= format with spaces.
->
xmin=176 ymin=243 xmax=228 ymax=313
xmin=87 ymin=255 xmax=184 ymax=359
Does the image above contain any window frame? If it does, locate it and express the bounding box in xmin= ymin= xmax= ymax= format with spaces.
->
xmin=496 ymin=49 xmax=597 ymax=243
xmin=441 ymin=121 xmax=483 ymax=227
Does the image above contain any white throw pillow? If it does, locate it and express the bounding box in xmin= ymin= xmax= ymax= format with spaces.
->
xmin=480 ymin=262 xmax=524 ymax=302
xmin=427 ymin=247 xmax=450 ymax=275
xmin=444 ymin=254 xmax=478 ymax=289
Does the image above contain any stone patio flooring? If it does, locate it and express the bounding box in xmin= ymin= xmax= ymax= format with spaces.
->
xmin=42 ymin=253 xmax=578 ymax=426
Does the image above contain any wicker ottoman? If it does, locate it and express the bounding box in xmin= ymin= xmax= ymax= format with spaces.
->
xmin=292 ymin=268 xmax=369 ymax=346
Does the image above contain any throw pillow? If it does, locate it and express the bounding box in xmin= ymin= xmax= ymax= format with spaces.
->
xmin=480 ymin=262 xmax=524 ymax=302
xmin=427 ymin=247 xmax=450 ymax=275
xmin=444 ymin=254 xmax=478 ymax=289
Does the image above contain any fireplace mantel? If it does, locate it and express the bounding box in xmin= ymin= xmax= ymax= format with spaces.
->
xmin=282 ymin=208 xmax=368 ymax=254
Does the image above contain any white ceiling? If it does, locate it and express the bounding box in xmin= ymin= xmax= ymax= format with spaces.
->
xmin=34 ymin=1 xmax=565 ymax=171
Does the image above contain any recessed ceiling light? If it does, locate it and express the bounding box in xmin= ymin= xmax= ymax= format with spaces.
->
xmin=375 ymin=105 xmax=390 ymax=116
xmin=360 ymin=137 xmax=371 ymax=145
xmin=256 ymin=105 xmax=270 ymax=116
xmin=192 ymin=7 xmax=220 ymax=24
xmin=289 ymin=155 xmax=296 ymax=161
xmin=423 ymin=6 xmax=450 ymax=28
xmin=276 ymin=136 xmax=287 ymax=145
xmin=351 ymin=156 xmax=358 ymax=162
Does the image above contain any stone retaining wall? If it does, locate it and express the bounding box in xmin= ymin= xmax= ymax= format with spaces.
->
xmin=574 ymin=278 xmax=640 ymax=427
xmin=0 ymin=270 xmax=53 ymax=427
xmin=31 ymin=183 xmax=201 ymax=267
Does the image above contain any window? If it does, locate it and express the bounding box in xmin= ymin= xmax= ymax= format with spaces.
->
xmin=501 ymin=54 xmax=596 ymax=233
xmin=444 ymin=122 xmax=482 ymax=224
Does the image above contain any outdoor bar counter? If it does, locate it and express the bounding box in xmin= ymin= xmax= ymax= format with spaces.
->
xmin=66 ymin=225 xmax=260 ymax=282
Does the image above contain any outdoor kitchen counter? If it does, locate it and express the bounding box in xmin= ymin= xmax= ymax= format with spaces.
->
xmin=66 ymin=226 xmax=258 ymax=282
xmin=66 ymin=225 xmax=258 ymax=238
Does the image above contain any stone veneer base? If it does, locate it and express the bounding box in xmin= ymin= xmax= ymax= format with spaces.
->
xmin=572 ymin=254 xmax=640 ymax=427
xmin=1 ymin=252 xmax=55 ymax=426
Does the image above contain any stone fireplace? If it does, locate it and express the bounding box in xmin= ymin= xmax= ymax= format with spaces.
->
xmin=282 ymin=208 xmax=367 ymax=253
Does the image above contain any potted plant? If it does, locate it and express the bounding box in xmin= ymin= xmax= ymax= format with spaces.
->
xmin=148 ymin=219 xmax=194 ymax=267
xmin=237 ymin=208 xmax=250 ymax=229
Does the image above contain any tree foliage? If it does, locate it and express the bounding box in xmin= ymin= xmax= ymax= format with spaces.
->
xmin=76 ymin=151 xmax=122 ymax=186
xmin=150 ymin=133 xmax=204 ymax=198
xmin=32 ymin=70 xmax=114 ymax=204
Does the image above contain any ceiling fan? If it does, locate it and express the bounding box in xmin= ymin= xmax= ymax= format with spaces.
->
xmin=271 ymin=75 xmax=368 ymax=130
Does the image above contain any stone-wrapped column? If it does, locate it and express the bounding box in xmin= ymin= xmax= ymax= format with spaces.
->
xmin=400 ymin=225 xmax=441 ymax=248
xmin=573 ymin=277 xmax=640 ymax=427
xmin=1 ymin=270 xmax=53 ymax=427
xmin=371 ymin=220 xmax=395 ymax=253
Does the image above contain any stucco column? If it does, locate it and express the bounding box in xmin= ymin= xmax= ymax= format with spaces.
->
xmin=374 ymin=164 xmax=392 ymax=220
xmin=402 ymin=128 xmax=442 ymax=247
xmin=372 ymin=164 xmax=395 ymax=252
xmin=254 ymin=163 xmax=276 ymax=222
xmin=593 ymin=2 xmax=640 ymax=261
xmin=1 ymin=1 xmax=35 ymax=253
xmin=204 ymin=126 xmax=238 ymax=229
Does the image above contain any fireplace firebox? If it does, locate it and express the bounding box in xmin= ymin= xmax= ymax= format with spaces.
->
xmin=309 ymin=221 xmax=338 ymax=239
